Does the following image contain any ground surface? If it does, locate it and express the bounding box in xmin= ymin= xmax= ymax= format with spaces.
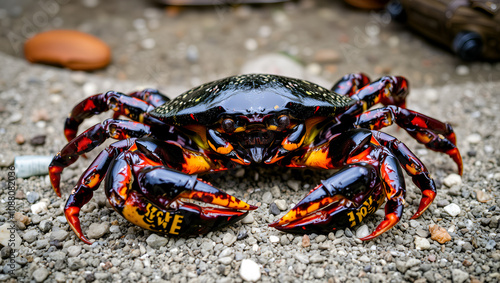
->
xmin=0 ymin=0 xmax=499 ymax=282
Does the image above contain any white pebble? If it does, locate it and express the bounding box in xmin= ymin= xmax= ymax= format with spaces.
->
xmin=239 ymin=259 xmax=261 ymax=282
xmin=0 ymin=223 xmax=22 ymax=249
xmin=223 ymin=233 xmax=236 ymax=246
xmin=414 ymin=236 xmax=430 ymax=250
xmin=306 ymin=63 xmax=322 ymax=76
xmin=31 ymin=201 xmax=48 ymax=214
xmin=424 ymin=89 xmax=439 ymax=102
xmin=9 ymin=112 xmax=22 ymax=123
xmin=456 ymin=65 xmax=470 ymax=76
xmin=443 ymin=203 xmax=461 ymax=217
xmin=269 ymin=235 xmax=280 ymax=244
xmin=83 ymin=82 xmax=97 ymax=97
xmin=355 ymin=225 xmax=370 ymax=239
xmin=241 ymin=213 xmax=255 ymax=224
xmin=466 ymin=133 xmax=482 ymax=144
xmin=274 ymin=199 xmax=287 ymax=211
xmin=141 ymin=38 xmax=156 ymax=50
xmin=443 ymin=174 xmax=462 ymax=187
xmin=244 ymin=38 xmax=258 ymax=51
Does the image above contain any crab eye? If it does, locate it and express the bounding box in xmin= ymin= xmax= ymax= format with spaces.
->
xmin=221 ymin=118 xmax=236 ymax=133
xmin=276 ymin=115 xmax=290 ymax=131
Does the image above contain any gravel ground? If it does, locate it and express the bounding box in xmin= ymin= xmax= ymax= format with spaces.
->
xmin=0 ymin=1 xmax=499 ymax=283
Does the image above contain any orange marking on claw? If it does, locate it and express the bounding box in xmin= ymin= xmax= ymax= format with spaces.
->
xmin=182 ymin=151 xmax=211 ymax=174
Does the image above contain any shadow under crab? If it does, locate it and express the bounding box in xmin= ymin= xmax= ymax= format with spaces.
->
xmin=48 ymin=73 xmax=462 ymax=244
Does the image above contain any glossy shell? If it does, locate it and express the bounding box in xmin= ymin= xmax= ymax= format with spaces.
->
xmin=150 ymin=74 xmax=354 ymax=126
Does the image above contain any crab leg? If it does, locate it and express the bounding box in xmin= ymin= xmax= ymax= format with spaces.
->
xmin=112 ymin=89 xmax=170 ymax=119
xmin=64 ymin=90 xmax=162 ymax=142
xmin=331 ymin=73 xmax=371 ymax=96
xmin=49 ymin=119 xmax=152 ymax=197
xmin=356 ymin=106 xmax=463 ymax=175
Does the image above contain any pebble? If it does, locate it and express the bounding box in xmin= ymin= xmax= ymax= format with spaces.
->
xmin=314 ymin=49 xmax=341 ymax=63
xmin=270 ymin=186 xmax=281 ymax=198
xmin=23 ymin=230 xmax=38 ymax=243
xmin=475 ymin=190 xmax=492 ymax=203
xmin=146 ymin=234 xmax=168 ymax=248
xmin=222 ymin=233 xmax=236 ymax=246
xmin=32 ymin=267 xmax=49 ymax=282
xmin=424 ymin=89 xmax=439 ymax=102
xmin=456 ymin=65 xmax=470 ymax=76
xmin=286 ymin=180 xmax=301 ymax=191
xmin=443 ymin=203 xmax=461 ymax=217
xmin=451 ymin=269 xmax=469 ymax=283
xmin=30 ymin=135 xmax=46 ymax=146
xmin=414 ymin=236 xmax=430 ymax=250
xmin=443 ymin=174 xmax=462 ymax=187
xmin=50 ymin=229 xmax=69 ymax=241
xmin=345 ymin=228 xmax=353 ymax=237
xmin=466 ymin=133 xmax=482 ymax=144
xmin=15 ymin=133 xmax=25 ymax=144
xmin=269 ymin=203 xmax=280 ymax=215
xmin=39 ymin=220 xmax=52 ymax=233
xmin=241 ymin=213 xmax=255 ymax=224
xmin=294 ymin=253 xmax=310 ymax=264
xmin=141 ymin=38 xmax=156 ymax=50
xmin=302 ymin=235 xmax=310 ymax=248
xmin=87 ymin=222 xmax=110 ymax=239
xmin=13 ymin=212 xmax=30 ymax=226
xmin=31 ymin=201 xmax=48 ymax=214
xmin=239 ymin=259 xmax=260 ymax=282
xmin=262 ymin=191 xmax=273 ymax=204
xmin=355 ymin=225 xmax=370 ymax=239
xmin=186 ymin=45 xmax=199 ymax=63
xmin=26 ymin=192 xmax=40 ymax=203
xmin=269 ymin=235 xmax=280 ymax=244
xmin=429 ymin=224 xmax=452 ymax=244
xmin=9 ymin=112 xmax=22 ymax=123
xmin=274 ymin=199 xmax=287 ymax=211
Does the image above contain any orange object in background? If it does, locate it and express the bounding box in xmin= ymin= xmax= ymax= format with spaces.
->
xmin=24 ymin=30 xmax=111 ymax=71
xmin=343 ymin=0 xmax=390 ymax=9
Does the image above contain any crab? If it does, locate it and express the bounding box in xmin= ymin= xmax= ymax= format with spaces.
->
xmin=49 ymin=73 xmax=462 ymax=244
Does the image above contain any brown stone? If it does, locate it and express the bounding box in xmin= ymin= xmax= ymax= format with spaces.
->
xmin=429 ymin=224 xmax=452 ymax=244
xmin=24 ymin=30 xmax=111 ymax=71
xmin=475 ymin=190 xmax=492 ymax=203
xmin=302 ymin=234 xmax=310 ymax=248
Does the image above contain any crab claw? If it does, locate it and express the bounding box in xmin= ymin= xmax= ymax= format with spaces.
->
xmin=270 ymin=165 xmax=385 ymax=234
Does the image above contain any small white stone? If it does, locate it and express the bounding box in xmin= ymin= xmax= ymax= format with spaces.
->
xmin=83 ymin=82 xmax=97 ymax=97
xmin=466 ymin=133 xmax=482 ymax=144
xmin=241 ymin=213 xmax=255 ymax=224
xmin=456 ymin=65 xmax=470 ymax=76
xmin=141 ymin=38 xmax=156 ymax=50
xmin=355 ymin=225 xmax=370 ymax=239
xmin=424 ymin=89 xmax=439 ymax=102
xmin=306 ymin=63 xmax=322 ymax=76
xmin=0 ymin=223 xmax=22 ymax=249
xmin=443 ymin=174 xmax=462 ymax=187
xmin=274 ymin=199 xmax=287 ymax=211
xmin=359 ymin=255 xmax=370 ymax=262
xmin=269 ymin=235 xmax=280 ymax=244
xmin=240 ymin=259 xmax=261 ymax=282
xmin=222 ymin=233 xmax=236 ymax=246
xmin=244 ymin=38 xmax=258 ymax=51
xmin=31 ymin=201 xmax=48 ymax=214
xmin=443 ymin=203 xmax=461 ymax=217
xmin=414 ymin=236 xmax=430 ymax=250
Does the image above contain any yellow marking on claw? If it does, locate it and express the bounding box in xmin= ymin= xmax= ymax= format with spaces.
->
xmin=303 ymin=117 xmax=326 ymax=146
xmin=182 ymin=151 xmax=212 ymax=174
xmin=302 ymin=146 xmax=332 ymax=169
xmin=184 ymin=125 xmax=209 ymax=150
xmin=180 ymin=190 xmax=253 ymax=210
xmin=208 ymin=140 xmax=233 ymax=155
xmin=122 ymin=200 xmax=153 ymax=231
xmin=85 ymin=174 xmax=100 ymax=188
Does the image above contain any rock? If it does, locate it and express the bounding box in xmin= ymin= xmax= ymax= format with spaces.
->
xmin=24 ymin=30 xmax=111 ymax=70
xmin=32 ymin=267 xmax=49 ymax=282
xmin=456 ymin=65 xmax=470 ymax=76
xmin=22 ymin=229 xmax=38 ymax=243
xmin=223 ymin=233 xmax=237 ymax=246
xmin=13 ymin=212 xmax=30 ymax=226
xmin=451 ymin=269 xmax=469 ymax=283
xmin=286 ymin=180 xmax=301 ymax=191
xmin=443 ymin=203 xmax=461 ymax=217
xmin=475 ymin=190 xmax=492 ymax=203
xmin=241 ymin=213 xmax=255 ymax=224
xmin=15 ymin=134 xmax=25 ymax=144
xmin=269 ymin=235 xmax=280 ymax=244
xmin=67 ymin=245 xmax=82 ymax=257
xmin=414 ymin=236 xmax=430 ymax=250
xmin=50 ymin=229 xmax=69 ymax=241
xmin=262 ymin=191 xmax=273 ymax=204
xmin=443 ymin=174 xmax=462 ymax=187
xmin=313 ymin=267 xmax=325 ymax=278
xmin=0 ymin=223 xmax=21 ymax=249
xmin=302 ymin=234 xmax=310 ymax=248
xmin=39 ymin=220 xmax=52 ymax=233
xmin=87 ymin=222 xmax=110 ymax=239
xmin=26 ymin=192 xmax=40 ymax=203
xmin=1 ymin=247 xmax=12 ymax=259
xmin=269 ymin=203 xmax=280 ymax=215
xmin=218 ymin=256 xmax=233 ymax=265
xmin=270 ymin=186 xmax=281 ymax=198
xmin=29 ymin=135 xmax=46 ymax=146
xmin=274 ymin=199 xmax=287 ymax=211
xmin=239 ymin=259 xmax=260 ymax=282
xmin=429 ymin=224 xmax=452 ymax=244
xmin=294 ymin=253 xmax=310 ymax=264
xmin=355 ymin=225 xmax=370 ymax=239
xmin=146 ymin=234 xmax=168 ymax=248
xmin=314 ymin=49 xmax=341 ymax=63
xmin=466 ymin=133 xmax=481 ymax=144
xmin=31 ymin=201 xmax=48 ymax=214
